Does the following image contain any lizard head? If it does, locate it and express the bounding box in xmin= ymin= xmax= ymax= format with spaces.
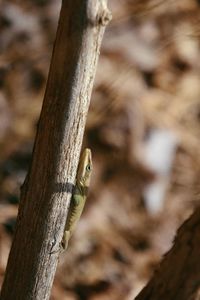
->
xmin=77 ymin=148 xmax=92 ymax=189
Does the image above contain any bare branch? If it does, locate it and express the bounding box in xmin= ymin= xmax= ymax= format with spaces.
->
xmin=0 ymin=1 xmax=111 ymax=299
xmin=135 ymin=209 xmax=200 ymax=300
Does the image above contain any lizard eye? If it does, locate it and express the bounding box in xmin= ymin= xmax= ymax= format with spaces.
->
xmin=86 ymin=164 xmax=91 ymax=172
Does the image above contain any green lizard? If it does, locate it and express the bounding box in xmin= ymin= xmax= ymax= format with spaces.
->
xmin=61 ymin=148 xmax=92 ymax=250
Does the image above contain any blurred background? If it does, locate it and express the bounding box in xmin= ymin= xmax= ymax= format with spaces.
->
xmin=0 ymin=0 xmax=200 ymax=299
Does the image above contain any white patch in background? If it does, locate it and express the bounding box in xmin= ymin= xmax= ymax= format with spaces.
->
xmin=143 ymin=129 xmax=178 ymax=215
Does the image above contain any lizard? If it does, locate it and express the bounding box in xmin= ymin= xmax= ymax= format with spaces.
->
xmin=61 ymin=148 xmax=92 ymax=250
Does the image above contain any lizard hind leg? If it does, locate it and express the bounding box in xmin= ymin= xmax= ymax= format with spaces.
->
xmin=61 ymin=230 xmax=71 ymax=250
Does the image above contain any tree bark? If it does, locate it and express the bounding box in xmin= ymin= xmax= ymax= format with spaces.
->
xmin=135 ymin=208 xmax=200 ymax=300
xmin=0 ymin=1 xmax=111 ymax=299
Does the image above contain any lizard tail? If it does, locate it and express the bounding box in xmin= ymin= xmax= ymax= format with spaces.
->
xmin=61 ymin=230 xmax=71 ymax=250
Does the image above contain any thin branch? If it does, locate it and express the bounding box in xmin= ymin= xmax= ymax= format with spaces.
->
xmin=0 ymin=1 xmax=111 ymax=299
xmin=135 ymin=208 xmax=200 ymax=300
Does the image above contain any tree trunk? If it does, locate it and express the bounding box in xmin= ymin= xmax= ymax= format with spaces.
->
xmin=0 ymin=1 xmax=111 ymax=299
xmin=135 ymin=208 xmax=200 ymax=300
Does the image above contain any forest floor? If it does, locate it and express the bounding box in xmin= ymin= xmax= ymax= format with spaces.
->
xmin=0 ymin=1 xmax=200 ymax=299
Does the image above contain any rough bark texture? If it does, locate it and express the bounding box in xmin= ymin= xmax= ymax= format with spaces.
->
xmin=0 ymin=1 xmax=111 ymax=299
xmin=135 ymin=208 xmax=200 ymax=300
